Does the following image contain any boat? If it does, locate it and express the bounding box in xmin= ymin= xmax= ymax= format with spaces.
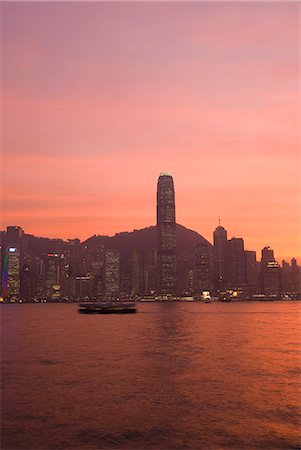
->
xmin=78 ymin=302 xmax=137 ymax=314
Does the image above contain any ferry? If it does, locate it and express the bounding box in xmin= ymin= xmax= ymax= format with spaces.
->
xmin=78 ymin=302 xmax=137 ymax=314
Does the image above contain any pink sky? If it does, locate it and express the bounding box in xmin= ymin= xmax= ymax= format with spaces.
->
xmin=1 ymin=2 xmax=300 ymax=262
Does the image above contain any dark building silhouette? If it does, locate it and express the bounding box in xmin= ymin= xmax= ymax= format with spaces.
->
xmin=194 ymin=243 xmax=212 ymax=293
xmin=290 ymin=258 xmax=301 ymax=293
xmin=213 ymin=225 xmax=227 ymax=289
xmin=261 ymin=246 xmax=275 ymax=269
xmin=224 ymin=237 xmax=246 ymax=289
xmin=263 ymin=261 xmax=281 ymax=296
xmin=245 ymin=250 xmax=258 ymax=293
xmin=104 ymin=249 xmax=120 ymax=299
xmin=131 ymin=248 xmax=157 ymax=295
xmin=157 ymin=172 xmax=177 ymax=294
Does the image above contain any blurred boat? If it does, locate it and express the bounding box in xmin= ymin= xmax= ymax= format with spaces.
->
xmin=79 ymin=302 xmax=137 ymax=314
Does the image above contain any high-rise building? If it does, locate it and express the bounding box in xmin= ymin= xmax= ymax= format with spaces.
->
xmin=2 ymin=226 xmax=24 ymax=299
xmin=261 ymin=246 xmax=275 ymax=270
xmin=0 ymin=232 xmax=4 ymax=297
xmin=224 ymin=237 xmax=246 ymax=289
xmin=45 ymin=253 xmax=61 ymax=298
xmin=3 ymin=247 xmax=21 ymax=298
xmin=157 ymin=172 xmax=177 ymax=294
xmin=194 ymin=243 xmax=211 ymax=293
xmin=104 ymin=249 xmax=120 ymax=299
xmin=263 ymin=261 xmax=281 ymax=296
xmin=290 ymin=258 xmax=301 ymax=293
xmin=213 ymin=225 xmax=227 ymax=289
xmin=131 ymin=248 xmax=157 ymax=295
xmin=20 ymin=265 xmax=33 ymax=300
xmin=245 ymin=250 xmax=258 ymax=288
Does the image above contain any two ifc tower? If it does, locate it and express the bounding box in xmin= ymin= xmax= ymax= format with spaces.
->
xmin=157 ymin=172 xmax=177 ymax=294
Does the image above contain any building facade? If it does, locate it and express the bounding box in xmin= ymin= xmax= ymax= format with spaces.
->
xmin=157 ymin=172 xmax=177 ymax=294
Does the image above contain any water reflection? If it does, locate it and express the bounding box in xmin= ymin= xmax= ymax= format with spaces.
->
xmin=1 ymin=302 xmax=301 ymax=449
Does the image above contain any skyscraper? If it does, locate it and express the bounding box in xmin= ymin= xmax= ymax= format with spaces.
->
xmin=2 ymin=226 xmax=24 ymax=299
xmin=213 ymin=224 xmax=227 ymax=289
xmin=261 ymin=246 xmax=275 ymax=269
xmin=104 ymin=249 xmax=120 ymax=299
xmin=45 ymin=253 xmax=61 ymax=298
xmin=194 ymin=243 xmax=212 ymax=293
xmin=224 ymin=237 xmax=246 ymax=289
xmin=157 ymin=172 xmax=177 ymax=294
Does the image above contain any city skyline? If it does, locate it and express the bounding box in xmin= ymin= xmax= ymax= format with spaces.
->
xmin=1 ymin=170 xmax=299 ymax=266
xmin=2 ymin=2 xmax=300 ymax=262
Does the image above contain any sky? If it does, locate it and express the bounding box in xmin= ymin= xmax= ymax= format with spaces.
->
xmin=1 ymin=2 xmax=300 ymax=262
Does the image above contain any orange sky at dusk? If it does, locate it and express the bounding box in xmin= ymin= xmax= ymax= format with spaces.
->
xmin=1 ymin=2 xmax=300 ymax=263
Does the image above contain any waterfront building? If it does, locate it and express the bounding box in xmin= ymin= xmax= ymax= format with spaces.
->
xmin=3 ymin=247 xmax=21 ymax=298
xmin=45 ymin=253 xmax=61 ymax=298
xmin=157 ymin=172 xmax=177 ymax=294
xmin=290 ymin=258 xmax=301 ymax=294
xmin=224 ymin=237 xmax=246 ymax=289
xmin=261 ymin=246 xmax=275 ymax=269
xmin=2 ymin=226 xmax=24 ymax=299
xmin=104 ymin=249 xmax=120 ymax=298
xmin=281 ymin=260 xmax=290 ymax=292
xmin=131 ymin=248 xmax=157 ymax=295
xmin=245 ymin=250 xmax=258 ymax=293
xmin=213 ymin=224 xmax=227 ymax=289
xmin=75 ymin=276 xmax=93 ymax=298
xmin=20 ymin=265 xmax=33 ymax=300
xmin=263 ymin=261 xmax=281 ymax=296
xmin=0 ymin=233 xmax=3 ymax=296
xmin=194 ymin=243 xmax=212 ymax=293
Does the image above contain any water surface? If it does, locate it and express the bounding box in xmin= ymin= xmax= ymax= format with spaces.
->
xmin=1 ymin=302 xmax=301 ymax=449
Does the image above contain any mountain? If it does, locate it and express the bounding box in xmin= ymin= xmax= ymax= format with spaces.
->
xmin=84 ymin=223 xmax=212 ymax=258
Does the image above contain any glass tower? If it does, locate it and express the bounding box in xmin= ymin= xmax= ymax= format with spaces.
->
xmin=157 ymin=172 xmax=177 ymax=294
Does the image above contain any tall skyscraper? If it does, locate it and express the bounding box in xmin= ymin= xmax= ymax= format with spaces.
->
xmin=213 ymin=224 xmax=227 ymax=289
xmin=157 ymin=172 xmax=177 ymax=294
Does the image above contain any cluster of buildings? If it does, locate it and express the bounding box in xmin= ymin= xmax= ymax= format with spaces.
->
xmin=1 ymin=173 xmax=300 ymax=302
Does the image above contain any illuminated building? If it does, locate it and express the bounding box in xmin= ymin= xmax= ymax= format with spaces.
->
xmin=3 ymin=247 xmax=21 ymax=298
xmin=45 ymin=253 xmax=61 ymax=298
xmin=213 ymin=224 xmax=227 ymax=289
xmin=104 ymin=249 xmax=120 ymax=299
xmin=2 ymin=226 xmax=24 ymax=299
xmin=157 ymin=172 xmax=177 ymax=294
xmin=194 ymin=243 xmax=211 ymax=293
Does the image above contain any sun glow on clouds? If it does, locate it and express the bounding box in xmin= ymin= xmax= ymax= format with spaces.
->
xmin=2 ymin=2 xmax=300 ymax=261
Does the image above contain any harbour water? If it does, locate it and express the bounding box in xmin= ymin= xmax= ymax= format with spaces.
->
xmin=1 ymin=301 xmax=301 ymax=449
